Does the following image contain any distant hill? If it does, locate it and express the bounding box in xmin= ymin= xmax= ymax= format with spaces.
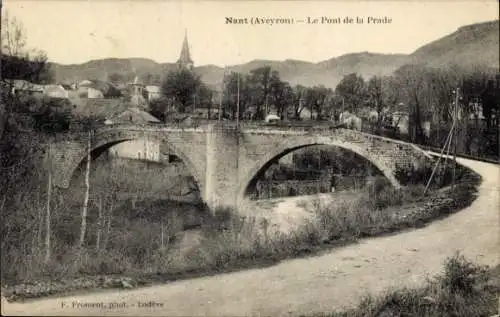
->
xmin=49 ymin=20 xmax=499 ymax=89
xmin=50 ymin=58 xmax=177 ymax=84
xmin=410 ymin=20 xmax=499 ymax=69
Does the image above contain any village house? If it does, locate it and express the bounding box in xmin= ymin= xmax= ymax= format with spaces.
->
xmin=69 ymin=95 xmax=162 ymax=163
xmin=106 ymin=107 xmax=162 ymax=162
xmin=75 ymin=80 xmax=122 ymax=99
xmin=128 ymin=76 xmax=148 ymax=107
xmin=75 ymin=85 xmax=104 ymax=99
xmin=145 ymin=85 xmax=162 ymax=102
xmin=44 ymin=84 xmax=69 ymax=99
xmin=6 ymin=79 xmax=45 ymax=97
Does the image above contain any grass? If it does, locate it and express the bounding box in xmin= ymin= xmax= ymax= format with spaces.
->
xmin=301 ymin=253 xmax=500 ymax=317
xmin=1 ymin=164 xmax=482 ymax=302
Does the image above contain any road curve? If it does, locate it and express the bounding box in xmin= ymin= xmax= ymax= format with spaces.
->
xmin=2 ymin=157 xmax=499 ymax=317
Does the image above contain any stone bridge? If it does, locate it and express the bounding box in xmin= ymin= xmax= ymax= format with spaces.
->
xmin=49 ymin=123 xmax=434 ymax=211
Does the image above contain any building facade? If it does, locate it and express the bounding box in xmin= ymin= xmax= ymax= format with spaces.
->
xmin=145 ymin=85 xmax=162 ymax=101
xmin=108 ymin=138 xmax=160 ymax=162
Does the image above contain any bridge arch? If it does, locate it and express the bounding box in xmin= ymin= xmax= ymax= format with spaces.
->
xmin=237 ymin=135 xmax=401 ymax=203
xmin=56 ymin=131 xmax=205 ymax=197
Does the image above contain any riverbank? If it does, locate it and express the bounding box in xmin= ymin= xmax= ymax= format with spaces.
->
xmin=1 ymin=157 xmax=496 ymax=316
xmin=1 ymin=163 xmax=481 ymax=304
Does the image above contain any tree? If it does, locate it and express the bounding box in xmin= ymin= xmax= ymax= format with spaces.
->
xmin=335 ymin=73 xmax=366 ymax=113
xmin=160 ymin=68 xmax=202 ymax=113
xmin=367 ymin=76 xmax=384 ymax=132
xmin=481 ymin=80 xmax=497 ymax=129
xmin=223 ymin=72 xmax=242 ymax=119
xmin=280 ymin=83 xmax=294 ymax=120
xmin=2 ymin=11 xmax=27 ymax=57
xmin=306 ymin=85 xmax=331 ymax=120
xmin=1 ymin=12 xmax=60 ymax=265
xmin=1 ymin=10 xmax=52 ymax=84
xmin=78 ymin=130 xmax=92 ymax=249
xmin=149 ymin=97 xmax=168 ymax=121
xmin=393 ymin=64 xmax=433 ymax=143
xmin=0 ymin=12 xmax=70 ymax=277
xmin=108 ymin=72 xmax=124 ymax=84
xmin=247 ymin=66 xmax=272 ymax=120
xmin=66 ymin=117 xmax=101 ymax=252
xmin=89 ymin=164 xmax=122 ymax=253
xmin=197 ymin=84 xmax=214 ymax=117
xmin=269 ymin=71 xmax=293 ymax=119
xmin=381 ymin=76 xmax=401 ymax=110
xmin=223 ymin=72 xmax=254 ymax=120
xmin=44 ymin=144 xmax=53 ymax=263
xmin=292 ymin=85 xmax=308 ymax=120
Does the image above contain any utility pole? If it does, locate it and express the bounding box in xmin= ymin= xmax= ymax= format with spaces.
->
xmin=193 ymin=93 xmax=196 ymax=113
xmin=265 ymin=94 xmax=269 ymax=117
xmin=452 ymin=87 xmax=459 ymax=189
xmin=218 ymin=68 xmax=226 ymax=121
xmin=218 ymin=90 xmax=223 ymax=121
xmin=423 ymin=87 xmax=460 ymax=196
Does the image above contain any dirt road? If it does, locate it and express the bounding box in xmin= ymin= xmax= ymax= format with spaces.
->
xmin=2 ymin=157 xmax=498 ymax=317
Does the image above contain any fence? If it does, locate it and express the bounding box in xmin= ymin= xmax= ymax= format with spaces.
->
xmin=362 ymin=121 xmax=499 ymax=163
xmin=250 ymin=179 xmax=331 ymax=200
xmin=249 ymin=174 xmax=371 ymax=200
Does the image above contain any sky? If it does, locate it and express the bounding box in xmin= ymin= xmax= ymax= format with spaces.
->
xmin=2 ymin=0 xmax=499 ymax=66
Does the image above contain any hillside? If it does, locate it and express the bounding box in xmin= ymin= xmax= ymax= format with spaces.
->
xmin=410 ymin=20 xmax=500 ymax=69
xmin=50 ymin=58 xmax=177 ymax=83
xmin=49 ymin=20 xmax=499 ymax=89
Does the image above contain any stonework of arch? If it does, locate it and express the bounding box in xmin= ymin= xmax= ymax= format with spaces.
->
xmin=237 ymin=135 xmax=402 ymax=203
xmin=50 ymin=124 xmax=434 ymax=212
xmin=55 ymin=132 xmax=205 ymax=197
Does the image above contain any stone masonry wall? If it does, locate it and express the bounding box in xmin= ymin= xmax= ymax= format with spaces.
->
xmin=49 ymin=124 xmax=434 ymax=211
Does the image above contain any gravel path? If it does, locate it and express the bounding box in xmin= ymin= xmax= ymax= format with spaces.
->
xmin=2 ymin=156 xmax=498 ymax=317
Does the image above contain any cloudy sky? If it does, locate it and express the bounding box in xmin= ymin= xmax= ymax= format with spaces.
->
xmin=3 ymin=0 xmax=499 ymax=66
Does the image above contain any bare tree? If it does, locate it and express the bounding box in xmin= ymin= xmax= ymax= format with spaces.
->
xmin=269 ymin=72 xmax=295 ymax=119
xmin=95 ymin=195 xmax=103 ymax=252
xmin=78 ymin=131 xmax=92 ymax=248
xmin=393 ymin=64 xmax=430 ymax=144
xmin=367 ymin=76 xmax=384 ymax=132
xmin=306 ymin=85 xmax=331 ymax=120
xmin=44 ymin=144 xmax=52 ymax=263
xmin=1 ymin=11 xmax=27 ymax=57
xmin=1 ymin=10 xmax=51 ymax=85
xmin=247 ymin=66 xmax=272 ymax=119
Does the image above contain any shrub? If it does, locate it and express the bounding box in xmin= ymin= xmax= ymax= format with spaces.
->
xmin=304 ymin=253 xmax=498 ymax=317
xmin=438 ymin=252 xmax=489 ymax=295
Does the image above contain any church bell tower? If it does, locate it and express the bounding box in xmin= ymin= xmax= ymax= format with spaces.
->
xmin=177 ymin=29 xmax=194 ymax=71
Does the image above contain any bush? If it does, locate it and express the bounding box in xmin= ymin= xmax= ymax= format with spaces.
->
xmin=438 ymin=252 xmax=489 ymax=295
xmin=305 ymin=253 xmax=498 ymax=317
xmin=313 ymin=184 xmax=426 ymax=241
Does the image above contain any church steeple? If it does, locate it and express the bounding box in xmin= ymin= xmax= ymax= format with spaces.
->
xmin=177 ymin=29 xmax=194 ymax=70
